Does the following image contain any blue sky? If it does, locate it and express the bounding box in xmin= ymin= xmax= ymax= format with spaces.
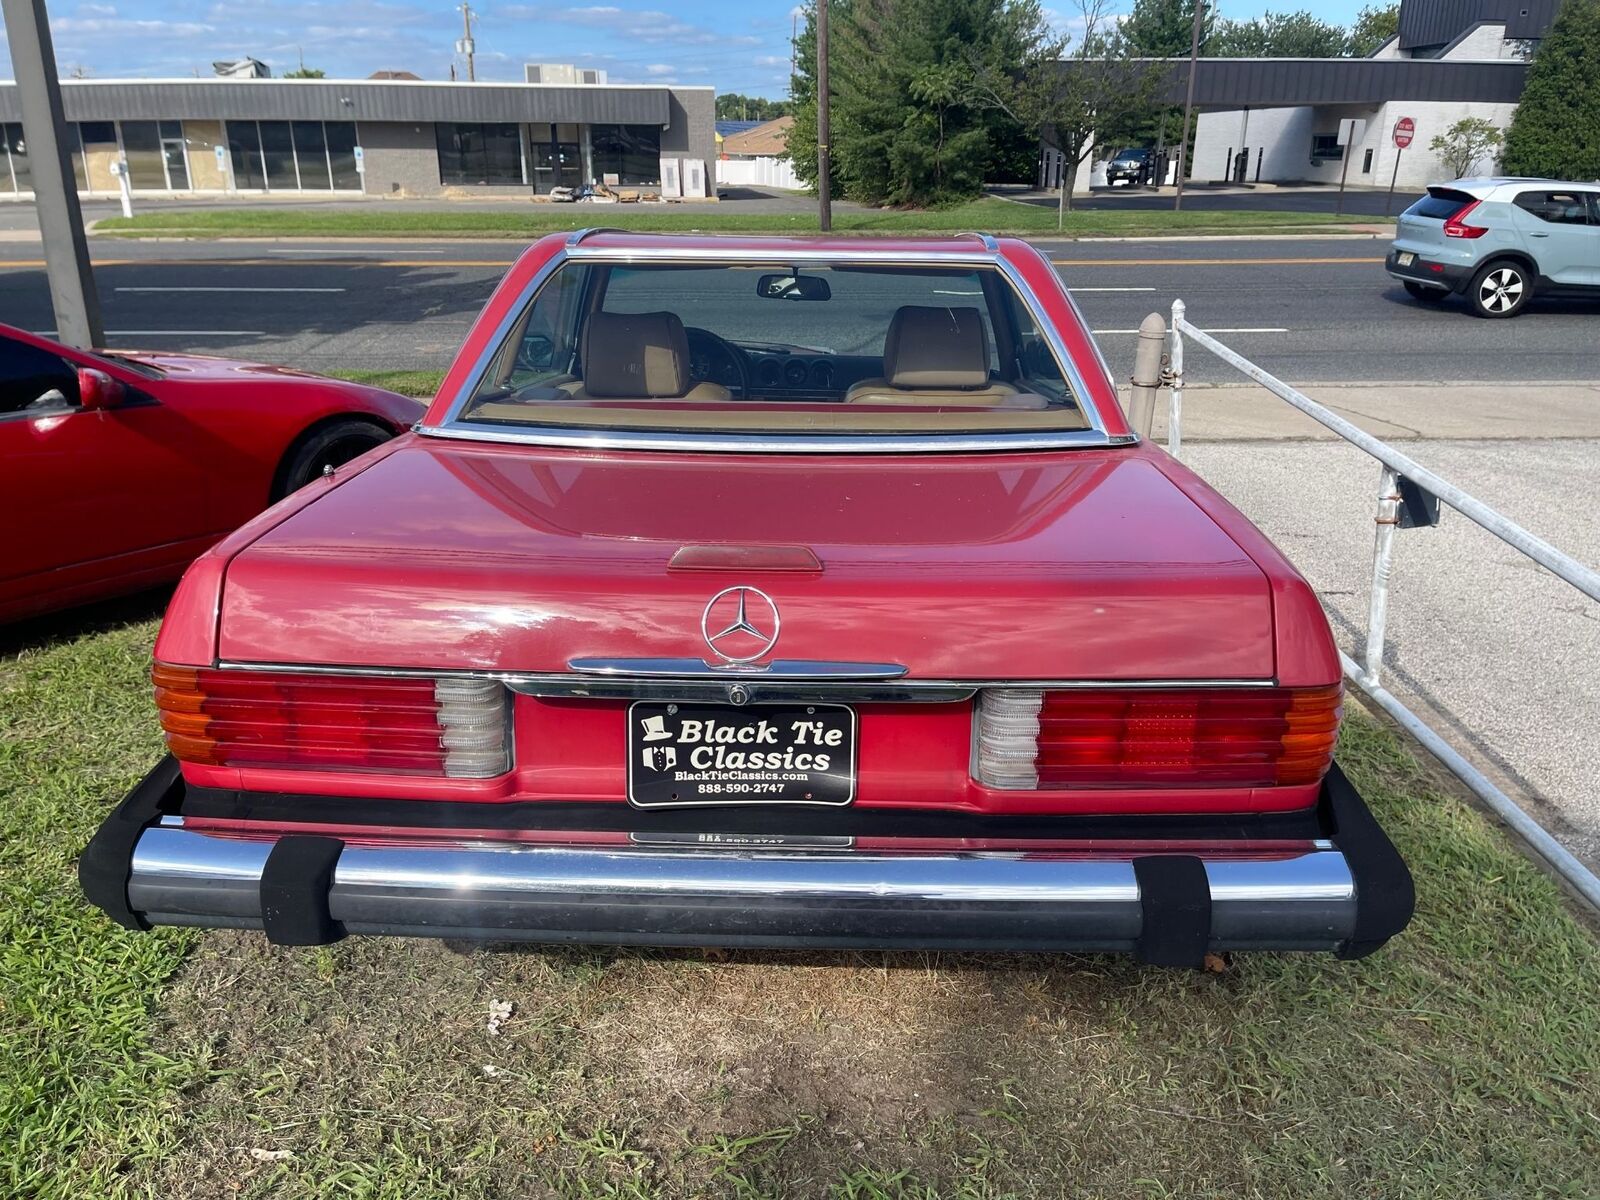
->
xmin=1 ymin=0 xmax=1373 ymax=97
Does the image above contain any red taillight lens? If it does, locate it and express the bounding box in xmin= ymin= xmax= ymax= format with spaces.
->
xmin=974 ymin=684 xmax=1341 ymax=790
xmin=153 ymin=664 xmax=509 ymax=778
xmin=1443 ymin=199 xmax=1488 ymax=238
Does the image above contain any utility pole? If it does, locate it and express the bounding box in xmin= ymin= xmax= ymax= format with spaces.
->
xmin=458 ymin=2 xmax=477 ymax=82
xmin=1173 ymin=0 xmax=1204 ymax=212
xmin=816 ymin=0 xmax=832 ymax=231
xmin=1 ymin=0 xmax=103 ymax=348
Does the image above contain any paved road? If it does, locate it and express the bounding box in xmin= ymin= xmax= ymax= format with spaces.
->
xmin=1009 ymin=184 xmax=1428 ymax=217
xmin=2 ymin=234 xmax=1598 ymax=383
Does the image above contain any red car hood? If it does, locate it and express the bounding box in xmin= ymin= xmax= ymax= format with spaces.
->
xmin=217 ymin=440 xmax=1276 ymax=679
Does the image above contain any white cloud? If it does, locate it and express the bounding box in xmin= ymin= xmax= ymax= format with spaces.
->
xmin=644 ymin=63 xmax=674 ymax=74
xmin=78 ymin=3 xmax=119 ymax=15
xmin=753 ymin=54 xmax=787 ymax=66
xmin=499 ymin=4 xmax=759 ymax=47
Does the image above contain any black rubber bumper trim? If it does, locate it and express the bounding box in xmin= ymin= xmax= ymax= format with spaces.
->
xmin=1326 ymin=763 xmax=1415 ymax=959
xmin=260 ymin=835 xmax=347 ymax=946
xmin=1132 ymin=855 xmax=1212 ymax=968
xmin=77 ymin=756 xmax=184 ymax=931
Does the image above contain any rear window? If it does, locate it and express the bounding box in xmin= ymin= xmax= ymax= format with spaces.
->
xmin=452 ymin=261 xmax=1089 ymax=439
xmin=1406 ymin=189 xmax=1474 ymax=220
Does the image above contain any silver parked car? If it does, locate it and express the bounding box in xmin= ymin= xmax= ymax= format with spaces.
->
xmin=1386 ymin=177 xmax=1600 ymax=317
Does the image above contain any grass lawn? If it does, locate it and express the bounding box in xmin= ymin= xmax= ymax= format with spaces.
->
xmin=93 ymin=199 xmax=1375 ymax=241
xmin=334 ymin=369 xmax=448 ymax=399
xmin=4 ymin=605 xmax=1599 ymax=1198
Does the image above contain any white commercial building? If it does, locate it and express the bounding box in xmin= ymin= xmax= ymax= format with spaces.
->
xmin=1190 ymin=0 xmax=1553 ymax=189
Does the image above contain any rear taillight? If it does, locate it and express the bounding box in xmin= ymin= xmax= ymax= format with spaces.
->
xmin=153 ymin=664 xmax=510 ymax=778
xmin=973 ymin=684 xmax=1341 ymax=790
xmin=1443 ymin=200 xmax=1488 ymax=238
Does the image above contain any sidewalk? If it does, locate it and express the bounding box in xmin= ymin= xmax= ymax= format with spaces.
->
xmin=1120 ymin=381 xmax=1600 ymax=443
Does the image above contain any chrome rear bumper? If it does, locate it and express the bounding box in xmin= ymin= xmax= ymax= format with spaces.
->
xmin=82 ymin=759 xmax=1413 ymax=962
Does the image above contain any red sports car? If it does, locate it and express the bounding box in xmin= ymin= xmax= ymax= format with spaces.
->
xmin=81 ymin=232 xmax=1412 ymax=964
xmin=0 ymin=323 xmax=421 ymax=624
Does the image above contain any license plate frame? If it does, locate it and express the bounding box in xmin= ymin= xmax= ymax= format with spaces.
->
xmin=627 ymin=701 xmax=857 ymax=809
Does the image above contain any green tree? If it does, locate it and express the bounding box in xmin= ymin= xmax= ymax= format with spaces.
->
xmin=969 ymin=0 xmax=1159 ymax=220
xmin=283 ymin=66 xmax=326 ymax=78
xmin=715 ymin=93 xmax=793 ymax=121
xmin=1346 ymin=3 xmax=1400 ymax=55
xmin=1118 ymin=0 xmax=1209 ymax=57
xmin=789 ymin=0 xmax=1038 ymax=207
xmin=1501 ymin=0 xmax=1600 ymax=179
xmin=1209 ymin=10 xmax=1348 ymax=57
xmin=1430 ymin=116 xmax=1503 ymax=178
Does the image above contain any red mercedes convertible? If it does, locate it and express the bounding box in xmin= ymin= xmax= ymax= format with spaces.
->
xmin=82 ymin=232 xmax=1412 ymax=964
xmin=0 ymin=323 xmax=420 ymax=624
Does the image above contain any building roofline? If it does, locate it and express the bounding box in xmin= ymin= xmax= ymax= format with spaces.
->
xmin=5 ymin=77 xmax=715 ymax=91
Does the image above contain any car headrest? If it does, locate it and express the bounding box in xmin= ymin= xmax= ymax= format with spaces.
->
xmin=581 ymin=310 xmax=691 ymax=398
xmin=883 ymin=305 xmax=989 ymax=390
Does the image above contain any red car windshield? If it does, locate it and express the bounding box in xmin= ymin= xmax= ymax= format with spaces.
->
xmin=457 ymin=261 xmax=1089 ymax=436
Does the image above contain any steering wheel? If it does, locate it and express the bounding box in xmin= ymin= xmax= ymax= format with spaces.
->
xmin=682 ymin=326 xmax=750 ymax=397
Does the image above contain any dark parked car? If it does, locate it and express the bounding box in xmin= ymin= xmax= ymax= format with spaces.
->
xmin=1105 ymin=148 xmax=1152 ymax=187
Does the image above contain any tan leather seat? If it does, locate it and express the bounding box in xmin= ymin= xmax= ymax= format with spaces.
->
xmin=566 ymin=310 xmax=732 ymax=402
xmin=845 ymin=305 xmax=1036 ymax=407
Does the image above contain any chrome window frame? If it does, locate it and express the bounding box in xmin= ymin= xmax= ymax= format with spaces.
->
xmin=418 ymin=238 xmax=1132 ymax=454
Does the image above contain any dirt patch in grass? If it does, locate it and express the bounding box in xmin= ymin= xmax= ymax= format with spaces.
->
xmin=6 ymin=612 xmax=1600 ymax=1198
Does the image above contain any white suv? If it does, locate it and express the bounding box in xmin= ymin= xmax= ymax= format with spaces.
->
xmin=1386 ymin=177 xmax=1600 ymax=318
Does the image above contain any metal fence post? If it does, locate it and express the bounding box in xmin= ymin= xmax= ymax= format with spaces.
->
xmin=1167 ymin=299 xmax=1185 ymax=459
xmin=1364 ymin=465 xmax=1401 ymax=686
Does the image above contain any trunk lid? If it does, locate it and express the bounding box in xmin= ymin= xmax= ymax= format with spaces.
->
xmin=217 ymin=440 xmax=1276 ymax=680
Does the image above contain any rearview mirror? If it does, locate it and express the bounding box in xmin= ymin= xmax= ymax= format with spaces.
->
xmin=77 ymin=367 xmax=126 ymax=411
xmin=756 ymin=273 xmax=831 ymax=302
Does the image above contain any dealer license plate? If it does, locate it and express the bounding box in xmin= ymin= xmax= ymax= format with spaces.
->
xmin=627 ymin=702 xmax=856 ymax=808
xmin=1397 ymin=252 xmax=1415 ymax=267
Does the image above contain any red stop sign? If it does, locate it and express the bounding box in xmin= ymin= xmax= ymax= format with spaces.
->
xmin=1393 ymin=117 xmax=1416 ymax=149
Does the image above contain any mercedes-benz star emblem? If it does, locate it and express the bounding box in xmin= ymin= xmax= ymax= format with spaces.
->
xmin=701 ymin=586 xmax=781 ymax=664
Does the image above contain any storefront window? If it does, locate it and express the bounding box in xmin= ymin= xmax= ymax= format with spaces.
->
xmin=120 ymin=121 xmax=168 ymax=189
xmin=226 ymin=120 xmax=361 ymax=191
xmin=326 ymin=122 xmax=361 ymax=190
xmin=228 ymin=121 xmax=266 ymax=189
xmin=292 ymin=122 xmax=330 ymax=189
xmin=590 ymin=124 xmax=661 ymax=187
xmin=436 ymin=122 xmax=524 ymax=186
xmin=2 ymin=124 xmax=26 ymax=193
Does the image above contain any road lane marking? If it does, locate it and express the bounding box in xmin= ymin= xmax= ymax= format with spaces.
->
xmin=1071 ymin=286 xmax=1156 ymax=292
xmin=1054 ymin=256 xmax=1384 ymax=266
xmin=115 ymin=286 xmax=346 ymax=293
xmin=35 ymin=329 xmax=266 ymax=337
xmin=1 ymin=258 xmax=511 ymax=269
xmin=2 ymin=254 xmax=1381 ymax=272
xmin=267 ymin=247 xmax=446 ymax=255
xmin=1094 ymin=326 xmax=1288 ymax=334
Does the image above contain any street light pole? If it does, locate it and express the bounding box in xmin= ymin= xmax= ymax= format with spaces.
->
xmin=816 ymin=0 xmax=832 ymax=232
xmin=1 ymin=0 xmax=103 ymax=348
xmin=1172 ymin=0 xmax=1205 ymax=212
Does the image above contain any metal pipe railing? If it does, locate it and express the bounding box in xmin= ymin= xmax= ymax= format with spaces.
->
xmin=1168 ymin=304 xmax=1600 ymax=606
xmin=1165 ymin=301 xmax=1600 ymax=911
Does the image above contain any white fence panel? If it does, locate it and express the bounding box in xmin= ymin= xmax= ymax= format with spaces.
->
xmin=715 ymin=157 xmax=803 ymax=191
